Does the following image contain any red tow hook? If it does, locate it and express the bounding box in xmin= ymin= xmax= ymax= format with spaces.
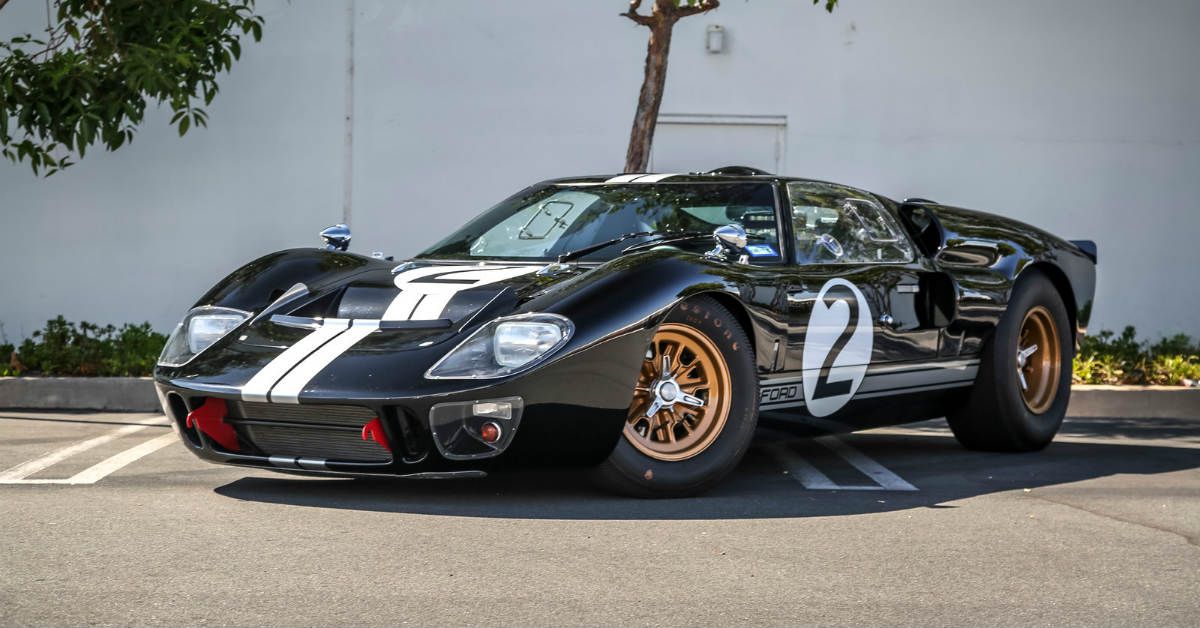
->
xmin=185 ymin=398 xmax=240 ymax=452
xmin=361 ymin=417 xmax=391 ymax=452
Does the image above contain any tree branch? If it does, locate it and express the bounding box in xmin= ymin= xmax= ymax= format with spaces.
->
xmin=0 ymin=0 xmax=11 ymax=12
xmin=621 ymin=0 xmax=655 ymax=26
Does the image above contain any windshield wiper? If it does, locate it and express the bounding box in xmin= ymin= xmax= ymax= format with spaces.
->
xmin=555 ymin=231 xmax=713 ymax=263
xmin=620 ymin=230 xmax=711 ymax=254
xmin=555 ymin=231 xmax=657 ymax=263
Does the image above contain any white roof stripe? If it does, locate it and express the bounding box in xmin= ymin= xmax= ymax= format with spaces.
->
xmin=632 ymin=173 xmax=678 ymax=182
xmin=605 ymin=174 xmax=645 ymax=183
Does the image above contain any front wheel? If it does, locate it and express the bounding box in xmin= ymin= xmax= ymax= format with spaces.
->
xmin=947 ymin=271 xmax=1073 ymax=451
xmin=592 ymin=296 xmax=758 ymax=498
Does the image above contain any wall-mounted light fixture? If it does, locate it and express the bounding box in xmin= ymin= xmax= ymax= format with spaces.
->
xmin=706 ymin=24 xmax=725 ymax=54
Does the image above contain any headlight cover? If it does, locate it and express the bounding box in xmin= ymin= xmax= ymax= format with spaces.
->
xmin=426 ymin=313 xmax=573 ymax=379
xmin=157 ymin=306 xmax=251 ymax=367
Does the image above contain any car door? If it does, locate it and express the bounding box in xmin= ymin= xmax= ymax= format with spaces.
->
xmin=765 ymin=181 xmax=942 ymax=420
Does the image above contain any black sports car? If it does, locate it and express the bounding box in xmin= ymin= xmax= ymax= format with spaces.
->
xmin=154 ymin=167 xmax=1097 ymax=497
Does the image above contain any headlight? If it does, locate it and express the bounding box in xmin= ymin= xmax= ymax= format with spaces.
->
xmin=158 ymin=306 xmax=251 ymax=367
xmin=426 ymin=313 xmax=573 ymax=379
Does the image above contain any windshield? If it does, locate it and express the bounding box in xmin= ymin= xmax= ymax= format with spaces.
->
xmin=419 ymin=182 xmax=781 ymax=262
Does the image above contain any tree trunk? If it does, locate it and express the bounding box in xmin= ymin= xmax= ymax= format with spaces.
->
xmin=624 ymin=20 xmax=673 ymax=173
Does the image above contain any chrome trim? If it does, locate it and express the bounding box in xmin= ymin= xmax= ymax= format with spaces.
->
xmin=270 ymin=314 xmax=323 ymax=330
xmin=167 ymin=380 xmax=242 ymax=395
xmin=296 ymin=457 xmax=328 ymax=471
xmin=320 ymin=224 xmax=351 ymax=251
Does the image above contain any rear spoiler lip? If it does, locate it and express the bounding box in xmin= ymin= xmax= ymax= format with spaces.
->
xmin=1069 ymin=239 xmax=1097 ymax=263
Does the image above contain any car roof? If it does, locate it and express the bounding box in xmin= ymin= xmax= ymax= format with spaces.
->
xmin=536 ymin=167 xmax=896 ymax=205
xmin=538 ymin=167 xmax=836 ymax=188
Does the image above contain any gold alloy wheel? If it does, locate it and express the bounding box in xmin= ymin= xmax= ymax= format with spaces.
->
xmin=623 ymin=323 xmax=733 ymax=462
xmin=1016 ymin=305 xmax=1062 ymax=414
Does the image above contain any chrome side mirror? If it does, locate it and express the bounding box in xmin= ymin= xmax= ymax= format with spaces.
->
xmin=707 ymin=223 xmax=748 ymax=262
xmin=320 ymin=224 xmax=351 ymax=251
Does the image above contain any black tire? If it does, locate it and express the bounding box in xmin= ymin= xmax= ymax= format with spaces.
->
xmin=592 ymin=295 xmax=758 ymax=498
xmin=947 ymin=271 xmax=1073 ymax=451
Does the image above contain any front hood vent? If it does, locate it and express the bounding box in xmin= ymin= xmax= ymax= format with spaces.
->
xmin=235 ymin=260 xmax=590 ymax=352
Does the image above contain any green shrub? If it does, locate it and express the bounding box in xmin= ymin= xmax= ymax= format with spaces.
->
xmin=1074 ymin=326 xmax=1200 ymax=386
xmin=0 ymin=342 xmax=15 ymax=377
xmin=6 ymin=316 xmax=167 ymax=377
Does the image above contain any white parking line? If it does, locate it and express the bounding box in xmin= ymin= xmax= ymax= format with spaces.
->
xmin=0 ymin=417 xmax=172 ymax=485
xmin=764 ymin=443 xmax=839 ymax=489
xmin=0 ymin=416 xmax=167 ymax=482
xmin=63 ymin=432 xmax=178 ymax=484
xmin=766 ymin=436 xmax=918 ymax=491
xmin=815 ymin=436 xmax=918 ymax=491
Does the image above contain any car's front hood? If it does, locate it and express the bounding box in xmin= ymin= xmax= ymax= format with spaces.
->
xmin=162 ymin=259 xmax=598 ymax=392
xmin=240 ymin=259 xmax=591 ymax=350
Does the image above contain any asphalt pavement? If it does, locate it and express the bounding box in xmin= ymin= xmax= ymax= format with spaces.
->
xmin=1 ymin=410 xmax=1198 ymax=626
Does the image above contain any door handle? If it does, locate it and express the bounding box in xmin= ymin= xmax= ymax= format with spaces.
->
xmin=786 ymin=291 xmax=810 ymax=304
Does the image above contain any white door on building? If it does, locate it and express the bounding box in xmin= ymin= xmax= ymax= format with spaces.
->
xmin=649 ymin=114 xmax=787 ymax=174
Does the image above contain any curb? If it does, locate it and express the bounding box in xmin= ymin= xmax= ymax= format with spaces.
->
xmin=0 ymin=378 xmax=1197 ymax=419
xmin=1066 ymin=385 xmax=1200 ymax=420
xmin=0 ymin=377 xmax=159 ymax=412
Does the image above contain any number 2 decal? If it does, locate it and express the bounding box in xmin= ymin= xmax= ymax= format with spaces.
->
xmin=801 ymin=278 xmax=874 ymax=417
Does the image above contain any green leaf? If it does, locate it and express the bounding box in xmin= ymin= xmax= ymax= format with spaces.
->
xmin=0 ymin=0 xmax=265 ymax=176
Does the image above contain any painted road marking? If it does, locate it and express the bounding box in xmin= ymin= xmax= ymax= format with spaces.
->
xmin=815 ymin=435 xmax=917 ymax=491
xmin=764 ymin=443 xmax=840 ymax=489
xmin=766 ymin=436 xmax=918 ymax=491
xmin=0 ymin=416 xmax=167 ymax=482
xmin=7 ymin=433 xmax=178 ymax=485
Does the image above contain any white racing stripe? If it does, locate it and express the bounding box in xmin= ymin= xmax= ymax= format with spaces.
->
xmin=268 ymin=320 xmax=381 ymax=403
xmin=0 ymin=417 xmax=166 ymax=482
xmin=632 ymin=173 xmax=678 ymax=182
xmin=385 ymin=265 xmax=539 ymax=321
xmin=241 ymin=319 xmax=351 ymax=402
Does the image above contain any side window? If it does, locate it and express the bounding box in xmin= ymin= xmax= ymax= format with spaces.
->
xmin=786 ymin=181 xmax=914 ymax=264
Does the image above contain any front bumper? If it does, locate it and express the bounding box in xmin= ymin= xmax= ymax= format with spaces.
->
xmin=154 ymin=328 xmax=649 ymax=476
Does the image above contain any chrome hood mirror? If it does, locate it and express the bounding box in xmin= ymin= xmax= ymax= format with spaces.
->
xmin=320 ymin=224 xmax=351 ymax=251
xmin=706 ymin=224 xmax=748 ymax=262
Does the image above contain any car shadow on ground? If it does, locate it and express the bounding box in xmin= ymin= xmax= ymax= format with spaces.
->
xmin=213 ymin=417 xmax=1200 ymax=520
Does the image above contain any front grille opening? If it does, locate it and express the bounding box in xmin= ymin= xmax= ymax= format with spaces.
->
xmin=240 ymin=423 xmax=391 ymax=463
xmin=228 ymin=402 xmax=393 ymax=464
xmin=166 ymin=392 xmax=201 ymax=448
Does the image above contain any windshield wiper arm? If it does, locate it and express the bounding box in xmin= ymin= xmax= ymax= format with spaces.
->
xmin=555 ymin=231 xmax=658 ymax=263
xmin=556 ymin=230 xmax=715 ymax=263
xmin=620 ymin=230 xmax=711 ymax=254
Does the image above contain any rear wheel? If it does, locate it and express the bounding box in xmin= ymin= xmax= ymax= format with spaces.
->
xmin=947 ymin=272 xmax=1073 ymax=451
xmin=593 ymin=296 xmax=757 ymax=497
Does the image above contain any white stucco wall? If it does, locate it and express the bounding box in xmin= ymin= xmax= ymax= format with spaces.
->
xmin=1 ymin=0 xmax=1197 ymax=342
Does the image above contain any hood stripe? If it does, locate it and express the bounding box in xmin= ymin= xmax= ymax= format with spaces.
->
xmin=268 ymin=320 xmax=381 ymax=404
xmin=240 ymin=319 xmax=351 ymax=403
xmin=240 ymin=263 xmax=543 ymax=404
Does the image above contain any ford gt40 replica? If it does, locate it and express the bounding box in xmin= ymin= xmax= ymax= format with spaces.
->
xmin=155 ymin=167 xmax=1097 ymax=497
